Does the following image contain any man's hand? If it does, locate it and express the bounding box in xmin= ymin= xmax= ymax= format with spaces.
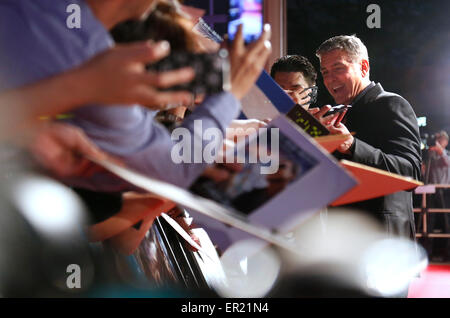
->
xmin=88 ymin=193 xmax=175 ymax=243
xmin=309 ymin=105 xmax=340 ymax=126
xmin=228 ymin=24 xmax=272 ymax=100
xmin=327 ymin=123 xmax=354 ymax=154
xmin=78 ymin=41 xmax=195 ymax=109
xmin=28 ymin=123 xmax=117 ymax=177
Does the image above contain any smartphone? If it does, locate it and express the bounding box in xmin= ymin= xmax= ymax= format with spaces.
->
xmin=323 ymin=105 xmax=352 ymax=117
xmin=147 ymin=50 xmax=231 ymax=96
xmin=228 ymin=0 xmax=263 ymax=43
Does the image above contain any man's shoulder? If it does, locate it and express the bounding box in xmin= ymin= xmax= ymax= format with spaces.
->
xmin=369 ymin=85 xmax=408 ymax=105
xmin=367 ymin=86 xmax=414 ymax=113
xmin=355 ymin=85 xmax=418 ymax=127
xmin=378 ymin=91 xmax=408 ymax=103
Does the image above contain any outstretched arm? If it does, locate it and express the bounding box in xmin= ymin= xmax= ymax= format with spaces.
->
xmin=0 ymin=41 xmax=195 ymax=137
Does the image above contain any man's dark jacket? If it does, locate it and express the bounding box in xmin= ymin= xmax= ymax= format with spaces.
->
xmin=337 ymin=83 xmax=422 ymax=239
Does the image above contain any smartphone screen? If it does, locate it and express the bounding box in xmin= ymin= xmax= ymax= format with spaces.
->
xmin=228 ymin=0 xmax=263 ymax=43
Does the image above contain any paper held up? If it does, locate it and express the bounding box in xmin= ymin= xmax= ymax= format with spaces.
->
xmin=331 ymin=160 xmax=423 ymax=206
xmin=89 ymin=156 xmax=300 ymax=254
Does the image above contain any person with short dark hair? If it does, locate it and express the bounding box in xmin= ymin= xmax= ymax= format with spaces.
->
xmin=270 ymin=55 xmax=317 ymax=109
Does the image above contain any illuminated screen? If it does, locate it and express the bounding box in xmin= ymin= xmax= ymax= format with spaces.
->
xmin=228 ymin=0 xmax=263 ymax=43
xmin=417 ymin=116 xmax=427 ymax=127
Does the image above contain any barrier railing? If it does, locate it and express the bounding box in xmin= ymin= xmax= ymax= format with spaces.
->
xmin=413 ymin=184 xmax=450 ymax=238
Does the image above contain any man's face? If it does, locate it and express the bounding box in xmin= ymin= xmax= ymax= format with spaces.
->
xmin=273 ymin=72 xmax=312 ymax=107
xmin=320 ymin=49 xmax=367 ymax=105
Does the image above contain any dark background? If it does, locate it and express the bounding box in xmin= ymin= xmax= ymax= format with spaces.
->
xmin=287 ymin=0 xmax=450 ymax=137
xmin=184 ymin=0 xmax=450 ymax=137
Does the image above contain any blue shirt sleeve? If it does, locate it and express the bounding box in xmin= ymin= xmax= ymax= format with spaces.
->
xmin=62 ymin=92 xmax=241 ymax=192
xmin=124 ymin=92 xmax=241 ymax=189
xmin=0 ymin=0 xmax=242 ymax=191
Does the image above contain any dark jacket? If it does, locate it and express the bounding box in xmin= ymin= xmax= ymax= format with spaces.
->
xmin=337 ymin=83 xmax=422 ymax=239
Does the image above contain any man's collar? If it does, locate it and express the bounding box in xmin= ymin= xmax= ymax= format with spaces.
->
xmin=351 ymin=81 xmax=376 ymax=106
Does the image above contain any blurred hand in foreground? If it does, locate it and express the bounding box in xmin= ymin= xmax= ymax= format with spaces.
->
xmin=78 ymin=40 xmax=195 ymax=109
xmin=28 ymin=123 xmax=117 ymax=177
xmin=227 ymin=24 xmax=272 ymax=100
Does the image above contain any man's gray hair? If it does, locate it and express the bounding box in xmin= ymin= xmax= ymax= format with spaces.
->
xmin=315 ymin=35 xmax=369 ymax=63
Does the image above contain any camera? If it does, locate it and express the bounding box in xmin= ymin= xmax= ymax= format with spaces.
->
xmin=147 ymin=50 xmax=231 ymax=96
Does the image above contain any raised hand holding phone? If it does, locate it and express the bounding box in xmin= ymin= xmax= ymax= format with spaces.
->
xmin=308 ymin=105 xmax=336 ymax=126
xmin=308 ymin=104 xmax=354 ymax=153
xmin=227 ymin=23 xmax=272 ymax=100
xmin=323 ymin=105 xmax=352 ymax=117
xmin=309 ymin=104 xmax=351 ymax=127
